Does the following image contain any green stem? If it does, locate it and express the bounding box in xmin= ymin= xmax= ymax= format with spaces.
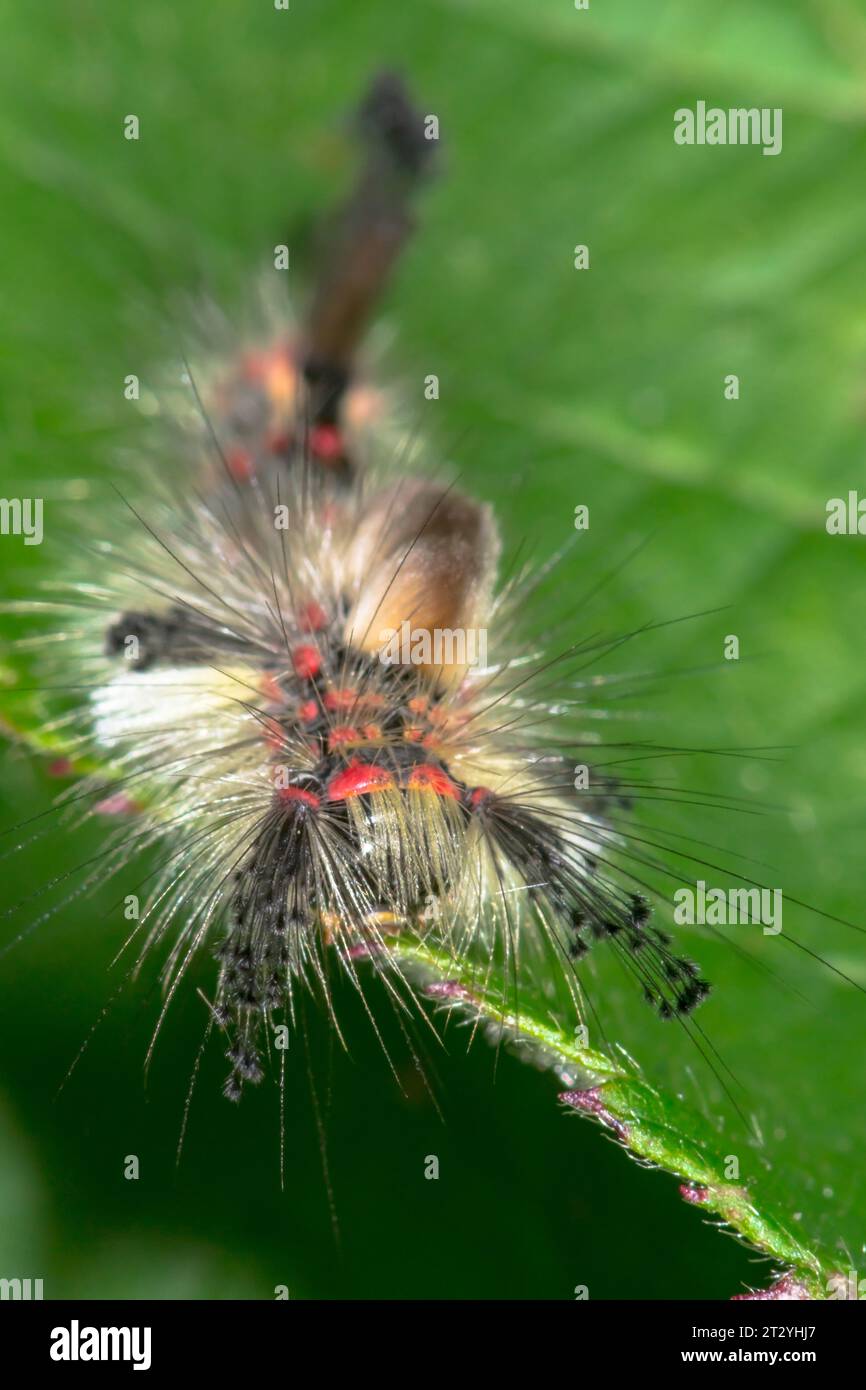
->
xmin=393 ymin=933 xmax=837 ymax=1300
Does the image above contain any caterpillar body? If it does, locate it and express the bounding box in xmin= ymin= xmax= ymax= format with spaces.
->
xmin=17 ymin=73 xmax=711 ymax=1108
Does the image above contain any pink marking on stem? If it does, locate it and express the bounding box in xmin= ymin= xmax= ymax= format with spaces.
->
xmin=425 ymin=981 xmax=479 ymax=1004
xmin=347 ymin=942 xmax=386 ymax=961
xmin=679 ymin=1183 xmax=711 ymax=1206
xmin=559 ymin=1087 xmax=630 ymax=1141
xmin=732 ymin=1273 xmax=812 ymax=1301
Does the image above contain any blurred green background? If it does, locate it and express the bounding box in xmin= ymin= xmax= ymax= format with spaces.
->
xmin=2 ymin=0 xmax=866 ymax=1299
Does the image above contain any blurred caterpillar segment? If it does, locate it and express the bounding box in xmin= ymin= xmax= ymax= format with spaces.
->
xmin=302 ymin=70 xmax=436 ymax=431
xmin=84 ymin=73 xmax=712 ymax=1106
xmin=201 ymin=69 xmax=434 ymax=494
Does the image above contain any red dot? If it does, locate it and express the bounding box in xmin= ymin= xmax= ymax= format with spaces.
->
xmin=324 ymin=688 xmax=356 ymax=712
xmin=277 ymin=786 xmax=320 ymax=810
xmin=292 ymin=645 xmax=321 ymax=680
xmin=406 ymin=764 xmax=459 ymax=799
xmin=267 ymin=431 xmax=292 ymax=455
xmin=299 ymin=601 xmax=328 ymax=633
xmin=328 ymin=725 xmax=359 ymax=750
xmin=297 ymin=699 xmax=318 ymax=723
xmin=310 ymin=424 xmax=342 ymax=461
xmin=468 ymin=786 xmax=493 ymax=808
xmin=327 ymin=761 xmax=395 ymax=801
xmin=226 ymin=447 xmax=254 ymax=481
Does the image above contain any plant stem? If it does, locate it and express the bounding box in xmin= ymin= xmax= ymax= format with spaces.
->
xmin=393 ymin=933 xmax=836 ymax=1300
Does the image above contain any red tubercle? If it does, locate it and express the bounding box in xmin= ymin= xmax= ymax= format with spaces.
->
xmin=324 ymin=688 xmax=385 ymax=713
xmin=226 ymin=447 xmax=254 ymax=482
xmin=327 ymin=760 xmax=395 ymax=801
xmin=407 ymin=696 xmax=428 ymax=716
xmin=310 ymin=424 xmax=343 ymax=462
xmin=298 ymin=601 xmax=328 ymax=633
xmin=276 ymin=786 xmax=320 ymax=810
xmin=267 ymin=431 xmax=292 ymax=456
xmin=328 ymin=725 xmax=360 ymax=749
xmin=324 ymin=688 xmax=357 ymax=713
xmin=467 ymin=786 xmax=493 ymax=809
xmin=406 ymin=764 xmax=459 ymax=799
xmin=297 ymin=699 xmax=318 ymax=723
xmin=292 ymin=645 xmax=321 ymax=680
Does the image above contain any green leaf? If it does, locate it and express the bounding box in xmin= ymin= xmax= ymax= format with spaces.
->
xmin=1 ymin=0 xmax=864 ymax=1299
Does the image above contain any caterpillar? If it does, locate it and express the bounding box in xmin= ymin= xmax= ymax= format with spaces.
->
xmin=4 ymin=73 xmax=833 ymax=1127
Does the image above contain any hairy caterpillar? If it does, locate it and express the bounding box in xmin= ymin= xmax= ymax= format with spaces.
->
xmin=3 ymin=71 xmax=855 ymax=1146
